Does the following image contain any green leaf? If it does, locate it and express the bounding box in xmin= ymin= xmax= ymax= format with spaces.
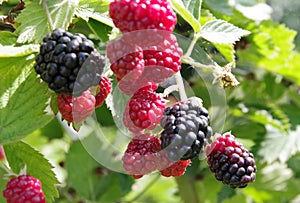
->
xmin=0 ymin=31 xmax=18 ymax=45
xmin=213 ymin=43 xmax=235 ymax=64
xmin=0 ymin=45 xmax=39 ymax=57
xmin=200 ymin=20 xmax=250 ymax=44
xmin=87 ymin=18 xmax=112 ymax=42
xmin=15 ymin=0 xmax=79 ymax=43
xmin=203 ymin=0 xmax=233 ymax=16
xmin=217 ymin=186 xmax=236 ymax=203
xmin=182 ymin=0 xmax=202 ymax=21
xmin=75 ymin=0 xmax=114 ymax=27
xmin=0 ymin=61 xmax=53 ymax=143
xmin=237 ymin=21 xmax=300 ymax=85
xmin=170 ymin=0 xmax=201 ymax=32
xmin=3 ymin=141 xmax=60 ymax=203
xmin=65 ymin=140 xmax=133 ymax=201
xmin=258 ymin=125 xmax=300 ymax=163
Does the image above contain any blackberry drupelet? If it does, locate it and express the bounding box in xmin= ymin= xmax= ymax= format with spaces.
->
xmin=206 ymin=132 xmax=256 ymax=188
xmin=160 ymin=98 xmax=213 ymax=161
xmin=34 ymin=28 xmax=105 ymax=96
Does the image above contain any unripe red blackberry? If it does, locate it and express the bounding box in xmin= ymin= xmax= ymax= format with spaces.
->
xmin=34 ymin=28 xmax=105 ymax=96
xmin=95 ymin=75 xmax=112 ymax=108
xmin=142 ymin=33 xmax=183 ymax=83
xmin=206 ymin=132 xmax=256 ymax=188
xmin=128 ymin=87 xmax=166 ymax=130
xmin=160 ymin=98 xmax=213 ymax=161
xmin=3 ymin=175 xmax=45 ymax=203
xmin=57 ymin=89 xmax=96 ymax=123
xmin=160 ymin=159 xmax=191 ymax=177
xmin=109 ymin=0 xmax=177 ymax=33
xmin=122 ymin=134 xmax=161 ymax=178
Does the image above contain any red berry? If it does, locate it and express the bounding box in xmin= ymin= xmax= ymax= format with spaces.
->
xmin=160 ymin=159 xmax=191 ymax=177
xmin=109 ymin=0 xmax=177 ymax=32
xmin=123 ymin=101 xmax=145 ymax=135
xmin=95 ymin=76 xmax=112 ymax=108
xmin=107 ymin=37 xmax=144 ymax=82
xmin=128 ymin=87 xmax=165 ymax=130
xmin=57 ymin=90 xmax=96 ymax=123
xmin=0 ymin=145 xmax=5 ymax=161
xmin=3 ymin=175 xmax=46 ymax=203
xmin=143 ymin=33 xmax=182 ymax=83
xmin=122 ymin=134 xmax=161 ymax=178
xmin=206 ymin=132 xmax=256 ymax=188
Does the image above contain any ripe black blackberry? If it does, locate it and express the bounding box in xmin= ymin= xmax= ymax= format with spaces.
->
xmin=34 ymin=28 xmax=105 ymax=96
xmin=160 ymin=98 xmax=213 ymax=161
xmin=206 ymin=132 xmax=256 ymax=188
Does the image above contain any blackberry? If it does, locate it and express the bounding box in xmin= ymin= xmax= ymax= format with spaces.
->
xmin=34 ymin=28 xmax=105 ymax=96
xmin=160 ymin=98 xmax=213 ymax=161
xmin=206 ymin=132 xmax=256 ymax=188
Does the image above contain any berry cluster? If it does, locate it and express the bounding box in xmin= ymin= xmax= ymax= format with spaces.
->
xmin=206 ymin=132 xmax=256 ymax=188
xmin=160 ymin=98 xmax=213 ymax=161
xmin=34 ymin=29 xmax=112 ymax=124
xmin=3 ymin=175 xmax=46 ymax=203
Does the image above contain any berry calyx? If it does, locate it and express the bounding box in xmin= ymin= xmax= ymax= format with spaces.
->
xmin=109 ymin=0 xmax=177 ymax=33
xmin=57 ymin=89 xmax=96 ymax=123
xmin=160 ymin=159 xmax=191 ymax=177
xmin=122 ymin=134 xmax=161 ymax=178
xmin=95 ymin=75 xmax=112 ymax=108
xmin=3 ymin=175 xmax=46 ymax=203
xmin=160 ymin=98 xmax=213 ymax=161
xmin=129 ymin=87 xmax=166 ymax=130
xmin=206 ymin=132 xmax=256 ymax=188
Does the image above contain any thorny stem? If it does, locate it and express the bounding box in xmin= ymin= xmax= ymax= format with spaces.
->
xmin=0 ymin=162 xmax=12 ymax=174
xmin=127 ymin=174 xmax=160 ymax=202
xmin=42 ymin=0 xmax=54 ymax=31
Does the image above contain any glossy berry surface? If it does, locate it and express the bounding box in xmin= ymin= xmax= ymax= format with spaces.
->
xmin=57 ymin=89 xmax=95 ymax=123
xmin=160 ymin=98 xmax=213 ymax=161
xmin=160 ymin=159 xmax=191 ymax=177
xmin=95 ymin=76 xmax=112 ymax=108
xmin=34 ymin=28 xmax=104 ymax=96
xmin=129 ymin=87 xmax=165 ymax=130
xmin=206 ymin=132 xmax=256 ymax=188
xmin=122 ymin=134 xmax=161 ymax=178
xmin=3 ymin=175 xmax=46 ymax=203
xmin=109 ymin=0 xmax=177 ymax=32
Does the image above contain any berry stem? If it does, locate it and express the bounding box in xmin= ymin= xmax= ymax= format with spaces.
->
xmin=175 ymin=72 xmax=188 ymax=101
xmin=176 ymin=175 xmax=202 ymax=203
xmin=127 ymin=174 xmax=160 ymax=202
xmin=0 ymin=162 xmax=12 ymax=174
xmin=42 ymin=0 xmax=54 ymax=31
xmin=183 ymin=32 xmax=201 ymax=59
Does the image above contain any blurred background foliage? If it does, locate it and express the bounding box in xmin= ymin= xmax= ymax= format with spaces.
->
xmin=1 ymin=0 xmax=300 ymax=202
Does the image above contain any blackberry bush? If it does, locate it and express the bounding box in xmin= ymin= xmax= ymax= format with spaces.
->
xmin=34 ymin=28 xmax=105 ymax=96
xmin=160 ymin=98 xmax=213 ymax=161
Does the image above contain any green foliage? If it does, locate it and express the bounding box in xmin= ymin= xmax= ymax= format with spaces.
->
xmin=15 ymin=0 xmax=79 ymax=43
xmin=0 ymin=0 xmax=300 ymax=202
xmin=200 ymin=19 xmax=250 ymax=44
xmin=65 ymin=140 xmax=133 ymax=202
xmin=3 ymin=142 xmax=60 ymax=203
